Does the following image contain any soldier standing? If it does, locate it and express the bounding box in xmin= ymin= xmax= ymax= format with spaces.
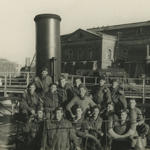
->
xmin=110 ymin=80 xmax=127 ymax=115
xmin=73 ymin=77 xmax=82 ymax=97
xmin=94 ymin=76 xmax=112 ymax=114
xmin=57 ymin=76 xmax=74 ymax=107
xmin=44 ymin=83 xmax=59 ymax=119
xmin=41 ymin=67 xmax=52 ymax=94
xmin=19 ymin=82 xmax=42 ymax=118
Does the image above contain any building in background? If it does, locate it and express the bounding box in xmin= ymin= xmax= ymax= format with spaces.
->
xmin=88 ymin=21 xmax=150 ymax=77
xmin=61 ymin=21 xmax=150 ymax=77
xmin=61 ymin=29 xmax=116 ymax=75
xmin=0 ymin=58 xmax=20 ymax=73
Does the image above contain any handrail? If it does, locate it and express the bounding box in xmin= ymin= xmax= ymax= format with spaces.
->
xmin=0 ymin=72 xmax=150 ymax=99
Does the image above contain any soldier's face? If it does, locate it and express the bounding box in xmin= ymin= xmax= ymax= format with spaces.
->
xmin=38 ymin=110 xmax=43 ymax=119
xmin=99 ymin=79 xmax=105 ymax=86
xmin=129 ymin=100 xmax=136 ymax=109
xmin=120 ymin=112 xmax=127 ymax=121
xmin=75 ymin=79 xmax=81 ymax=87
xmin=56 ymin=110 xmax=63 ymax=121
xmin=76 ymin=108 xmax=82 ymax=118
xmin=112 ymin=81 xmax=118 ymax=89
xmin=60 ymin=79 xmax=66 ymax=88
xmin=93 ymin=108 xmax=99 ymax=119
xmin=79 ymin=87 xmax=86 ymax=98
xmin=50 ymin=84 xmax=57 ymax=93
xmin=29 ymin=84 xmax=36 ymax=94
xmin=42 ymin=70 xmax=48 ymax=77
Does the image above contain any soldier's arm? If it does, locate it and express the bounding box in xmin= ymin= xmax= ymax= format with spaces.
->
xmin=66 ymin=97 xmax=77 ymax=117
xmin=89 ymin=98 xmax=96 ymax=107
xmin=119 ymin=95 xmax=127 ymax=109
xmin=105 ymin=88 xmax=112 ymax=104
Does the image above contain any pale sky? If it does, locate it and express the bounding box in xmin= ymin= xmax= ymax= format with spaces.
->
xmin=0 ymin=0 xmax=150 ymax=65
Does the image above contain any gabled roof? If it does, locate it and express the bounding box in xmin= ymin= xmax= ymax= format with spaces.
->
xmin=61 ymin=28 xmax=103 ymax=42
xmin=88 ymin=20 xmax=150 ymax=31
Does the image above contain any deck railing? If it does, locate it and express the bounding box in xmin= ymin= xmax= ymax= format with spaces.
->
xmin=0 ymin=72 xmax=150 ymax=100
xmin=0 ymin=72 xmax=35 ymax=96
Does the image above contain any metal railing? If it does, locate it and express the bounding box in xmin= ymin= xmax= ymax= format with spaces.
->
xmin=68 ymin=75 xmax=150 ymax=100
xmin=0 ymin=72 xmax=150 ymax=99
xmin=0 ymin=72 xmax=35 ymax=96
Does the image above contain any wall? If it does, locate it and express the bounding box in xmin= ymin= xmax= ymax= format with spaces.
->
xmin=101 ymin=34 xmax=117 ymax=69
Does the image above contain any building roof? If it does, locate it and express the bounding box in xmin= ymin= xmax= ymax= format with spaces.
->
xmin=88 ymin=20 xmax=150 ymax=31
xmin=61 ymin=28 xmax=116 ymax=42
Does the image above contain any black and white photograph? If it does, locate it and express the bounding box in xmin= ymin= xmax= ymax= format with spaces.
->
xmin=0 ymin=0 xmax=150 ymax=150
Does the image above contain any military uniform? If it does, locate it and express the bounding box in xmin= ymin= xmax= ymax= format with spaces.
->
xmin=72 ymin=86 xmax=80 ymax=97
xmin=94 ymin=85 xmax=111 ymax=112
xmin=71 ymin=118 xmax=86 ymax=149
xmin=57 ymin=83 xmax=74 ymax=107
xmin=108 ymin=111 xmax=136 ymax=150
xmin=41 ymin=75 xmax=52 ymax=94
xmin=66 ymin=95 xmax=96 ymax=116
xmin=110 ymin=87 xmax=127 ymax=115
xmin=130 ymin=107 xmax=149 ymax=147
xmin=45 ymin=118 xmax=79 ymax=150
xmin=85 ymin=116 xmax=103 ymax=150
xmin=44 ymin=91 xmax=59 ymax=119
xmin=20 ymin=90 xmax=42 ymax=117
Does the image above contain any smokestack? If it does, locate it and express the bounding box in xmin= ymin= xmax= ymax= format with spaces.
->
xmin=34 ymin=14 xmax=61 ymax=82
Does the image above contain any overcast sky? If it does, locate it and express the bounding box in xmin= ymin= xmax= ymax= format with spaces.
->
xmin=0 ymin=0 xmax=150 ymax=65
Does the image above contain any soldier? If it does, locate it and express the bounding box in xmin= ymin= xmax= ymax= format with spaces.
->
xmin=19 ymin=82 xmax=43 ymax=118
xmin=44 ymin=83 xmax=59 ymax=119
xmin=73 ymin=77 xmax=82 ymax=97
xmin=22 ymin=109 xmax=44 ymax=150
xmin=72 ymin=106 xmax=87 ymax=149
xmin=85 ymin=106 xmax=103 ymax=150
xmin=57 ymin=76 xmax=74 ymax=107
xmin=94 ymin=76 xmax=112 ymax=114
xmin=110 ymin=80 xmax=127 ymax=115
xmin=41 ymin=67 xmax=52 ymax=94
xmin=45 ymin=107 xmax=81 ymax=150
xmin=66 ymin=85 xmax=96 ymax=119
xmin=34 ymin=76 xmax=44 ymax=96
xmin=108 ymin=109 xmax=137 ymax=150
xmin=129 ymin=99 xmax=149 ymax=148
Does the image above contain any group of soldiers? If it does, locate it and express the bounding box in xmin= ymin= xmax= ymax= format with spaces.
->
xmin=16 ymin=67 xmax=150 ymax=150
